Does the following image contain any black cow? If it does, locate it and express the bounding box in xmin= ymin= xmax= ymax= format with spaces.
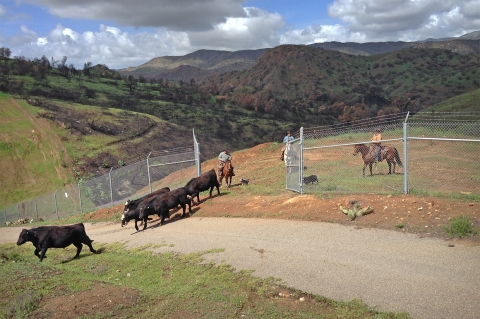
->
xmin=184 ymin=169 xmax=220 ymax=205
xmin=16 ymin=223 xmax=98 ymax=262
xmin=121 ymin=187 xmax=170 ymax=231
xmin=138 ymin=187 xmax=192 ymax=230
xmin=303 ymin=174 xmax=319 ymax=185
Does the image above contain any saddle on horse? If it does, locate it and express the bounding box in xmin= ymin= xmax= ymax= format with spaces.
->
xmin=218 ymin=160 xmax=235 ymax=177
xmin=372 ymin=144 xmax=385 ymax=162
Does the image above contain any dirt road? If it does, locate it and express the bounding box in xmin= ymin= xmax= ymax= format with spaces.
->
xmin=2 ymin=217 xmax=479 ymax=319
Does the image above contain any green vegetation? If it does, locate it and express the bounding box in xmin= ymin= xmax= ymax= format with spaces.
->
xmin=443 ymin=215 xmax=478 ymax=238
xmin=0 ymin=94 xmax=75 ymax=205
xmin=420 ymin=88 xmax=480 ymax=113
xmin=0 ymin=243 xmax=411 ymax=318
xmin=0 ymin=45 xmax=479 ymax=206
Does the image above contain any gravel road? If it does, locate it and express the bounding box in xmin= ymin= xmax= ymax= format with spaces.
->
xmin=2 ymin=217 xmax=479 ymax=319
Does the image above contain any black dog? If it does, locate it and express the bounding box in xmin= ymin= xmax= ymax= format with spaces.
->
xmin=303 ymin=175 xmax=319 ymax=185
xmin=240 ymin=178 xmax=250 ymax=185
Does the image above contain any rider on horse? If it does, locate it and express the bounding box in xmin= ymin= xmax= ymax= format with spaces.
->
xmin=281 ymin=131 xmax=294 ymax=161
xmin=218 ymin=149 xmax=235 ymax=185
xmin=371 ymin=129 xmax=383 ymax=162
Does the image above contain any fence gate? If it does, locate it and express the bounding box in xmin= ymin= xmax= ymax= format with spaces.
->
xmin=287 ymin=112 xmax=480 ymax=197
xmin=302 ymin=116 xmax=405 ymax=195
xmin=285 ymin=130 xmax=303 ymax=193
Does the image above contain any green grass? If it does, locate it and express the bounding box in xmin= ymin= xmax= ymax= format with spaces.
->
xmin=0 ymin=94 xmax=75 ymax=205
xmin=443 ymin=215 xmax=478 ymax=238
xmin=420 ymin=88 xmax=480 ymax=113
xmin=0 ymin=242 xmax=411 ymax=319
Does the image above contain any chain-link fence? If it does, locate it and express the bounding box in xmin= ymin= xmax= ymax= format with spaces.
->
xmin=289 ymin=112 xmax=480 ymax=197
xmin=285 ymin=136 xmax=303 ymax=193
xmin=2 ymin=131 xmax=202 ymax=224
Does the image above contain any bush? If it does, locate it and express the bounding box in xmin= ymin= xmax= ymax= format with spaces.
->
xmin=443 ymin=215 xmax=477 ymax=238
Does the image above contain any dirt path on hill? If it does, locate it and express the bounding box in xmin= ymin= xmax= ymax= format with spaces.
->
xmin=1 ymin=218 xmax=479 ymax=319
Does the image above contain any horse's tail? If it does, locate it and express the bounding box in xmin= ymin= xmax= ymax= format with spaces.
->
xmin=394 ymin=148 xmax=403 ymax=167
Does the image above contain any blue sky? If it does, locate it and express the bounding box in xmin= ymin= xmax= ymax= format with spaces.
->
xmin=1 ymin=0 xmax=479 ymax=69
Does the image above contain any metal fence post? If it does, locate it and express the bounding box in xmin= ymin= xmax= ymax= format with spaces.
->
xmin=147 ymin=152 xmax=152 ymax=193
xmin=109 ymin=167 xmax=114 ymax=207
xmin=54 ymin=191 xmax=59 ymax=219
xmin=299 ymin=127 xmax=304 ymax=195
xmin=193 ymin=129 xmax=201 ymax=177
xmin=403 ymin=113 xmax=410 ymax=194
xmin=34 ymin=197 xmax=38 ymax=220
xmin=78 ymin=183 xmax=83 ymax=214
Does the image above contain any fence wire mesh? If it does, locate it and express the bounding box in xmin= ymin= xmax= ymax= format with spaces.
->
xmin=3 ymin=137 xmax=200 ymax=224
xmin=407 ymin=121 xmax=480 ymax=196
xmin=295 ymin=112 xmax=479 ymax=197
xmin=285 ymin=138 xmax=302 ymax=193
xmin=301 ymin=114 xmax=406 ymax=194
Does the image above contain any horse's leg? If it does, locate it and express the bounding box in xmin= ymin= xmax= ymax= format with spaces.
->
xmin=392 ymin=159 xmax=396 ymax=174
xmin=387 ymin=160 xmax=392 ymax=174
xmin=369 ymin=162 xmax=373 ymax=176
xmin=362 ymin=164 xmax=366 ymax=177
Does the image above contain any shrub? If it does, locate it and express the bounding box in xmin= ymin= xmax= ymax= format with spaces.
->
xmin=443 ymin=215 xmax=477 ymax=238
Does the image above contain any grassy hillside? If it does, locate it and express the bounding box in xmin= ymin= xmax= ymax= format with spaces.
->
xmin=0 ymin=93 xmax=224 ymax=206
xmin=419 ymin=88 xmax=480 ymax=113
xmin=0 ymin=93 xmax=74 ymax=205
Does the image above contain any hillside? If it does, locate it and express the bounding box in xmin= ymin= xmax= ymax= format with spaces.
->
xmin=212 ymin=45 xmax=480 ymax=122
xmin=120 ymin=49 xmax=268 ymax=81
xmin=119 ymin=31 xmax=480 ymax=81
xmin=0 ymin=94 xmax=223 ymax=205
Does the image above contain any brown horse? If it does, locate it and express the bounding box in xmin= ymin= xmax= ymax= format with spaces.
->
xmin=222 ymin=160 xmax=234 ymax=187
xmin=353 ymin=143 xmax=403 ymax=177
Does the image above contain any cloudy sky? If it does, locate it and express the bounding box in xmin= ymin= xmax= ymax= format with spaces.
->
xmin=1 ymin=0 xmax=479 ymax=69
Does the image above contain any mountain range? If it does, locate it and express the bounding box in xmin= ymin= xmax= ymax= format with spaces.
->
xmin=119 ymin=31 xmax=480 ymax=82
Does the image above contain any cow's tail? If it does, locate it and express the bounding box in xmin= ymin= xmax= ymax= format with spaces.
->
xmin=79 ymin=223 xmax=94 ymax=243
xmin=394 ymin=148 xmax=403 ymax=167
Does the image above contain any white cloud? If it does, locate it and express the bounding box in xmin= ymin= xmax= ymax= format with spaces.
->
xmin=327 ymin=0 xmax=480 ymax=41
xmin=187 ymin=7 xmax=285 ymax=50
xmin=9 ymin=23 xmax=192 ymax=68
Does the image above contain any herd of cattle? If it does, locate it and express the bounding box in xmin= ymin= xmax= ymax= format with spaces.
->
xmin=16 ymin=169 xmax=222 ymax=262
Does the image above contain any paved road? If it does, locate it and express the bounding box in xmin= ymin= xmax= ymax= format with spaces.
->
xmin=2 ymin=217 xmax=479 ymax=319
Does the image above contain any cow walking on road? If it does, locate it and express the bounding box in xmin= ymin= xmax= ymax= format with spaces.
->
xmin=121 ymin=187 xmax=171 ymax=231
xmin=138 ymin=187 xmax=192 ymax=230
xmin=17 ymin=223 xmax=98 ymax=262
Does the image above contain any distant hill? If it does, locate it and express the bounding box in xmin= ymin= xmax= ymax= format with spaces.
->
xmin=119 ymin=31 xmax=480 ymax=81
xmin=120 ymin=49 xmax=268 ymax=81
xmin=213 ymin=45 xmax=480 ymax=113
